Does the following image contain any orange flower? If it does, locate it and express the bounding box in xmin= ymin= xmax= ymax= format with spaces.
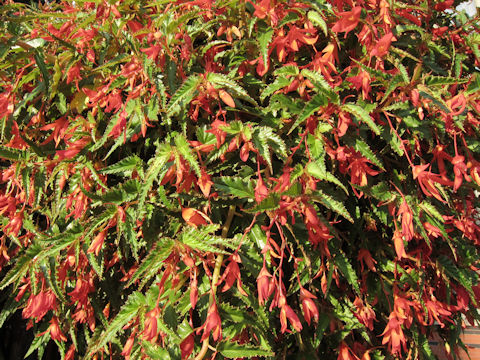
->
xmin=332 ymin=7 xmax=362 ymax=34
xmin=300 ymin=288 xmax=319 ymax=325
xmin=48 ymin=317 xmax=67 ymax=342
xmin=201 ymin=301 xmax=222 ymax=341
xmin=181 ymin=207 xmax=212 ymax=228
xmin=370 ymin=32 xmax=396 ymax=58
xmin=22 ymin=290 xmax=57 ymax=322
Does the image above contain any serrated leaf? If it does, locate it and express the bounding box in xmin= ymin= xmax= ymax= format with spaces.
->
xmin=87 ymin=292 xmax=146 ymax=356
xmin=174 ymin=133 xmax=201 ymax=177
xmin=258 ymin=28 xmax=273 ymax=70
xmin=245 ymin=193 xmax=280 ymax=213
xmin=100 ymin=155 xmax=143 ymax=175
xmin=306 ymin=162 xmax=348 ymax=194
xmin=288 ymin=93 xmax=327 ymax=135
xmin=207 ymin=72 xmax=258 ymax=106
xmin=253 ymin=126 xmax=287 ymax=171
xmin=126 ymin=238 xmax=174 ymax=288
xmin=214 ymin=177 xmax=255 ymax=199
xmin=260 ymin=76 xmax=290 ymax=101
xmin=166 ymin=75 xmax=201 ymax=116
xmin=355 ymin=139 xmax=384 ymax=170
xmin=138 ymin=142 xmax=171 ymax=212
xmin=311 ymin=190 xmax=353 ymax=223
xmin=217 ymin=342 xmax=274 ymax=358
xmin=301 ymin=69 xmax=339 ymax=103
xmin=342 ymin=103 xmax=381 ymax=135
xmin=307 ymin=10 xmax=327 ymax=36
xmin=332 ymin=247 xmax=360 ymax=295
xmin=424 ymin=75 xmax=468 ymax=86
xmin=419 ymin=201 xmax=444 ymax=223
xmin=0 ymin=145 xmax=28 ymax=161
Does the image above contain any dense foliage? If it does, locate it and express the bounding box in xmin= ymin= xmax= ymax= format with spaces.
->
xmin=0 ymin=0 xmax=480 ymax=359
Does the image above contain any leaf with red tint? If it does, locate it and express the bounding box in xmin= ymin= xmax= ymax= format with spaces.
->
xmin=182 ymin=207 xmax=212 ymax=228
xmin=332 ymin=7 xmax=362 ymax=35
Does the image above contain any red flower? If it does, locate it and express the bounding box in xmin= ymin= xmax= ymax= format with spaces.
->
xmin=357 ymin=249 xmax=376 ymax=272
xmin=181 ymin=207 xmax=212 ymax=228
xmin=255 ymin=175 xmax=269 ymax=203
xmin=180 ymin=334 xmax=194 ymax=359
xmin=370 ymin=32 xmax=396 ymax=58
xmin=121 ymin=335 xmax=135 ymax=359
xmin=381 ymin=312 xmax=406 ymax=355
xmin=143 ymin=308 xmax=160 ymax=342
xmin=220 ymin=254 xmax=247 ymax=296
xmin=22 ymin=291 xmax=57 ymax=322
xmin=353 ymin=297 xmax=376 ymax=330
xmin=47 ymin=317 xmax=67 ymax=342
xmin=332 ymin=7 xmax=362 ymax=34
xmin=393 ymin=230 xmax=407 ymax=260
xmin=201 ymin=301 xmax=222 ymax=341
xmin=257 ymin=265 xmax=273 ymax=305
xmin=87 ymin=230 xmax=106 ymax=257
xmin=300 ymin=288 xmax=319 ymax=325
xmin=337 ymin=342 xmax=359 ymax=360
xmin=279 ymin=301 xmax=302 ymax=333
xmin=397 ymin=201 xmax=414 ymax=242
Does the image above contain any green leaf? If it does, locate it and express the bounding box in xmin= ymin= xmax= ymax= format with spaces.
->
xmin=217 ymin=342 xmax=274 ymax=358
xmin=100 ymin=155 xmax=143 ymax=175
xmin=214 ymin=176 xmax=255 ymax=199
xmin=87 ymin=291 xmax=146 ymax=356
xmin=166 ymin=75 xmax=201 ymax=116
xmin=419 ymin=201 xmax=444 ymax=223
xmin=245 ymin=193 xmax=280 ymax=213
xmin=138 ymin=142 xmax=171 ymax=212
xmin=311 ymin=190 xmax=353 ymax=223
xmin=342 ymin=103 xmax=381 ymax=135
xmin=332 ymin=247 xmax=360 ymax=295
xmin=253 ymin=126 xmax=287 ymax=171
xmin=258 ymin=28 xmax=273 ymax=70
xmin=307 ymin=10 xmax=327 ymax=36
xmin=260 ymin=76 xmax=290 ymax=101
xmin=306 ymin=162 xmax=348 ymax=194
xmin=0 ymin=145 xmax=28 ymax=161
xmin=207 ymin=72 xmax=258 ymax=106
xmin=425 ymin=75 xmax=467 ymax=86
xmin=126 ymin=238 xmax=174 ymax=288
xmin=288 ymin=93 xmax=327 ymax=135
xmin=174 ymin=133 xmax=201 ymax=177
xmin=355 ymin=139 xmax=384 ymax=170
